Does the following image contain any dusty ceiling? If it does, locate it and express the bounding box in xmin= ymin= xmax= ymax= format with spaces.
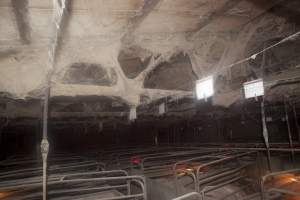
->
xmin=0 ymin=0 xmax=300 ymax=120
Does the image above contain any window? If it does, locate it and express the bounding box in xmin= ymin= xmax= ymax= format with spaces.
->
xmin=196 ymin=76 xmax=214 ymax=100
xmin=243 ymin=79 xmax=264 ymax=99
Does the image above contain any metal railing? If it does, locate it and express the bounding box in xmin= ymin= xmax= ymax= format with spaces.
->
xmin=1 ymin=170 xmax=147 ymax=200
xmin=261 ymin=168 xmax=300 ymax=200
xmin=172 ymin=192 xmax=201 ymax=200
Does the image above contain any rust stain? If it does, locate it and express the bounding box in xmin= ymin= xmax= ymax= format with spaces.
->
xmin=0 ymin=191 xmax=14 ymax=199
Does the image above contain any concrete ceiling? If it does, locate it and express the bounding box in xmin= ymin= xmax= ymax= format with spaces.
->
xmin=0 ymin=0 xmax=300 ymax=119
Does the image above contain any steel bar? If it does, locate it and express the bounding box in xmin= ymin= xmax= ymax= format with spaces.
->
xmin=293 ymin=103 xmax=300 ymax=142
xmin=172 ymin=192 xmax=201 ymax=200
xmin=172 ymin=151 xmax=234 ymax=195
xmin=269 ymin=188 xmax=300 ymax=196
xmin=261 ymin=168 xmax=300 ymax=200
xmin=200 ymin=175 xmax=244 ymax=199
xmin=284 ymin=98 xmax=295 ymax=163
xmin=261 ymin=101 xmax=272 ymax=171
xmin=200 ymin=147 xmax=300 ymax=152
xmin=0 ymin=174 xmax=147 ymax=200
xmin=60 ymin=170 xmax=129 ymax=180
xmin=0 ymin=161 xmax=103 ymax=179
xmin=197 ymin=165 xmax=247 ymax=185
xmin=195 ymin=151 xmax=256 ymax=192
xmin=201 ymin=175 xmax=244 ymax=194
xmin=41 ymin=86 xmax=50 ymax=200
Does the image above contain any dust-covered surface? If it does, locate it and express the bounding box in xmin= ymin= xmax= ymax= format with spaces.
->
xmin=0 ymin=0 xmax=300 ymax=118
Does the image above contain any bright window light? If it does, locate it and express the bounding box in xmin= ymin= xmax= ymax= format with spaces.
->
xmin=158 ymin=103 xmax=165 ymax=115
xmin=129 ymin=107 xmax=137 ymax=121
xmin=196 ymin=76 xmax=214 ymax=100
xmin=243 ymin=79 xmax=264 ymax=99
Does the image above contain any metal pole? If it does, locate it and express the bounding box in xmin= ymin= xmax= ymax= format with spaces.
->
xmin=172 ymin=192 xmax=201 ymax=200
xmin=284 ymin=98 xmax=295 ymax=163
xmin=200 ymin=147 xmax=300 ymax=152
xmin=41 ymin=87 xmax=50 ymax=200
xmin=293 ymin=103 xmax=300 ymax=142
xmin=261 ymin=100 xmax=272 ymax=171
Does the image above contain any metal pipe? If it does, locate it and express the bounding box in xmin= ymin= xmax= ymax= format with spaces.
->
xmin=0 ymin=161 xmax=103 ymax=179
xmin=261 ymin=168 xmax=300 ymax=200
xmin=0 ymin=175 xmax=147 ymax=200
xmin=200 ymin=147 xmax=300 ymax=152
xmin=197 ymin=165 xmax=247 ymax=185
xmin=57 ymin=175 xmax=147 ymax=200
xmin=261 ymin=101 xmax=272 ymax=171
xmin=60 ymin=170 xmax=128 ymax=181
xmin=292 ymin=103 xmax=300 ymax=142
xmin=284 ymin=98 xmax=295 ymax=163
xmin=172 ymin=151 xmax=232 ymax=195
xmin=172 ymin=192 xmax=201 ymax=200
xmin=195 ymin=151 xmax=256 ymax=192
xmin=200 ymin=175 xmax=244 ymax=199
xmin=41 ymin=87 xmax=50 ymax=200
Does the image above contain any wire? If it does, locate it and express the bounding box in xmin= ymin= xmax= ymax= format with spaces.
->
xmin=213 ymin=30 xmax=300 ymax=76
xmin=169 ymin=29 xmax=300 ymax=93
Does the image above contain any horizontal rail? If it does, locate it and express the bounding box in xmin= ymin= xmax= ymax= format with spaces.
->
xmin=172 ymin=192 xmax=201 ymax=200
xmin=261 ymin=168 xmax=300 ymax=200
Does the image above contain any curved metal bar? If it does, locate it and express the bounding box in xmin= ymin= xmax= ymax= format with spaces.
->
xmin=172 ymin=192 xmax=201 ymax=200
xmin=0 ymin=161 xmax=103 ymax=181
xmin=195 ymin=151 xmax=256 ymax=192
xmin=57 ymin=175 xmax=147 ymax=200
xmin=172 ymin=150 xmax=235 ymax=195
xmin=142 ymin=149 xmax=220 ymax=171
xmin=173 ymin=155 xmax=214 ymax=195
xmin=60 ymin=170 xmax=128 ymax=181
xmin=261 ymin=168 xmax=300 ymax=200
xmin=60 ymin=170 xmax=131 ymax=196
xmin=199 ymin=175 xmax=244 ymax=199
xmin=1 ymin=175 xmax=147 ymax=200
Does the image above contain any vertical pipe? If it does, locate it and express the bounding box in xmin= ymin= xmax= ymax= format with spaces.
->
xmin=261 ymin=100 xmax=271 ymax=171
xmin=41 ymin=87 xmax=50 ymax=200
xmin=292 ymin=103 xmax=300 ymax=142
xmin=284 ymin=98 xmax=295 ymax=163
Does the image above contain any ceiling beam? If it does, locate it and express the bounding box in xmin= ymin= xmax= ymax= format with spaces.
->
xmin=11 ymin=0 xmax=31 ymax=44
xmin=49 ymin=0 xmax=70 ymax=65
xmin=189 ymin=0 xmax=243 ymax=37
xmin=0 ymin=111 xmax=128 ymax=120
xmin=121 ymin=0 xmax=162 ymax=43
xmin=237 ymin=0 xmax=289 ymax=31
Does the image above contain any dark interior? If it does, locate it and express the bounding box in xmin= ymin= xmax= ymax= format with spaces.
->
xmin=1 ymin=0 xmax=300 ymax=200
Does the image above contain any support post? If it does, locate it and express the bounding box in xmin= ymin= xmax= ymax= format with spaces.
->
xmin=41 ymin=87 xmax=50 ymax=200
xmin=292 ymin=103 xmax=300 ymax=142
xmin=284 ymin=98 xmax=295 ymax=163
xmin=261 ymin=100 xmax=271 ymax=171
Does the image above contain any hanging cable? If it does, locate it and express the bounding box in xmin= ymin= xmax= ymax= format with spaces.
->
xmin=213 ymin=30 xmax=300 ymax=76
